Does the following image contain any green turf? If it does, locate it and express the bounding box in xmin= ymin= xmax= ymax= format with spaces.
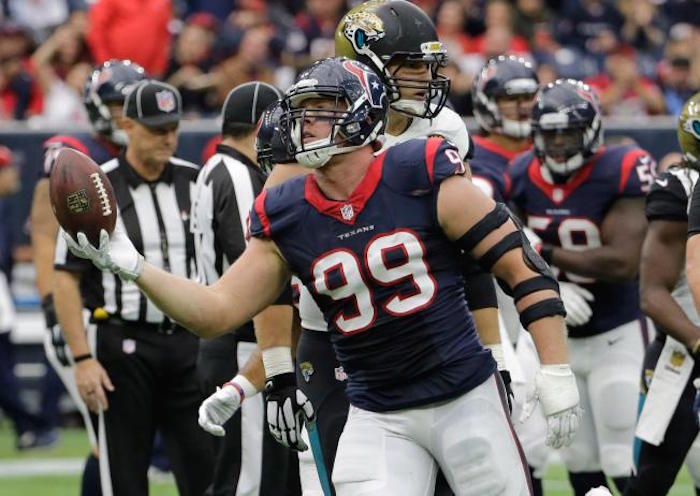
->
xmin=0 ymin=424 xmax=694 ymax=495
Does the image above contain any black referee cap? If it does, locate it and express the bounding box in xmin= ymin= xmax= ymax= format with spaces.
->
xmin=124 ymin=80 xmax=182 ymax=128
xmin=221 ymin=82 xmax=282 ymax=129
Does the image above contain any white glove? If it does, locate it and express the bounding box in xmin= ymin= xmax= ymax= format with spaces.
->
xmin=522 ymin=227 xmax=543 ymax=252
xmin=198 ymin=384 xmax=243 ymax=437
xmin=63 ymin=226 xmax=144 ymax=281
xmin=520 ymin=364 xmax=582 ymax=449
xmin=559 ymin=282 xmax=595 ymax=327
xmin=585 ymin=487 xmax=612 ymax=496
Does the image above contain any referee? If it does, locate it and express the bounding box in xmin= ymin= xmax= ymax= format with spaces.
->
xmin=53 ymin=80 xmax=213 ymax=496
xmin=191 ymin=81 xmax=299 ymax=496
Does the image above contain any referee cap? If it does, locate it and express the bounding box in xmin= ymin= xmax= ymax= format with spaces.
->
xmin=124 ymin=80 xmax=182 ymax=128
xmin=221 ymin=81 xmax=282 ymax=129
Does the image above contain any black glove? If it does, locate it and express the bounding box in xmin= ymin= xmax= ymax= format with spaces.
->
xmin=499 ymin=369 xmax=514 ymax=414
xmin=42 ymin=294 xmax=70 ymax=367
xmin=263 ymin=372 xmax=315 ymax=451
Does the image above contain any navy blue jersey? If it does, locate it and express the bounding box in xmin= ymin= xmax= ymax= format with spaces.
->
xmin=469 ymin=135 xmax=530 ymax=202
xmin=42 ymin=134 xmax=119 ymax=178
xmin=249 ymin=138 xmax=495 ymax=412
xmin=506 ymin=144 xmax=655 ymax=337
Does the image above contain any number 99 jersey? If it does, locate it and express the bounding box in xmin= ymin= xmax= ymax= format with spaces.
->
xmin=249 ymin=138 xmax=495 ymax=413
xmin=505 ymin=143 xmax=656 ymax=337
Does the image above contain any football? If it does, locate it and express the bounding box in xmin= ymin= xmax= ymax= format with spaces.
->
xmin=49 ymin=148 xmax=117 ymax=246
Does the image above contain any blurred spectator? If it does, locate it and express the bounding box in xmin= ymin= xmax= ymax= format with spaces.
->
xmin=6 ymin=0 xmax=84 ymax=42
xmin=470 ymin=0 xmax=530 ymax=57
xmin=459 ymin=0 xmax=487 ymax=38
xmin=513 ymin=0 xmax=554 ymax=46
xmin=618 ymin=0 xmax=667 ymax=60
xmin=658 ymin=23 xmax=700 ymax=115
xmin=0 ymin=23 xmax=43 ymax=120
xmin=30 ymin=23 xmax=91 ymax=124
xmin=293 ymin=0 xmax=347 ymax=65
xmin=556 ymin=0 xmax=623 ymax=63
xmin=586 ymin=45 xmax=665 ymax=116
xmin=188 ymin=25 xmax=276 ymax=110
xmin=436 ymin=0 xmax=472 ymax=61
xmin=663 ymin=0 xmax=700 ymax=28
xmin=165 ymin=12 xmax=218 ymax=114
xmin=86 ymin=0 xmax=172 ymax=77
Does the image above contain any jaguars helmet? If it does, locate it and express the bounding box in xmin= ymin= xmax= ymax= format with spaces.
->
xmin=279 ymin=57 xmax=388 ymax=169
xmin=335 ymin=0 xmax=448 ymax=119
xmin=531 ymin=79 xmax=603 ymax=179
xmin=256 ymin=100 xmax=294 ymax=174
xmin=84 ymin=59 xmax=147 ymax=146
xmin=472 ymin=55 xmax=539 ymax=139
xmin=678 ymin=91 xmax=700 ymax=169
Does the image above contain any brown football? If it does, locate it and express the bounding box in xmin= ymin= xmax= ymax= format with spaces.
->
xmin=49 ymin=148 xmax=117 ymax=246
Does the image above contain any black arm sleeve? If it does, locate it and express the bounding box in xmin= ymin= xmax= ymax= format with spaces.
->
xmin=461 ymin=253 xmax=497 ymax=310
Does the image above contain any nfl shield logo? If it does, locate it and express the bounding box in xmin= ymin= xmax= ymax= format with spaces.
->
xmin=155 ymin=90 xmax=176 ymax=112
xmin=122 ymin=339 xmax=136 ymax=354
xmin=552 ymin=189 xmax=563 ymax=202
xmin=340 ymin=204 xmax=354 ymax=221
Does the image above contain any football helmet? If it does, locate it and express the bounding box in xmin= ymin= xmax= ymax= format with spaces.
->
xmin=335 ymin=0 xmax=449 ymax=119
xmin=678 ymin=91 xmax=700 ymax=169
xmin=84 ymin=59 xmax=147 ymax=146
xmin=279 ymin=57 xmax=388 ymax=169
xmin=472 ymin=55 xmax=539 ymax=139
xmin=256 ymin=100 xmax=294 ymax=174
xmin=532 ymin=79 xmax=603 ymax=179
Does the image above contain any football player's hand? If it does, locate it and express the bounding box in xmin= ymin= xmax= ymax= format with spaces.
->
xmin=499 ymin=369 xmax=515 ymax=414
xmin=520 ymin=364 xmax=582 ymax=449
xmin=63 ymin=226 xmax=144 ymax=281
xmin=75 ymin=358 xmax=114 ymax=413
xmin=198 ymin=383 xmax=243 ymax=437
xmin=264 ymin=372 xmax=314 ymax=451
xmin=559 ymin=282 xmax=595 ymax=327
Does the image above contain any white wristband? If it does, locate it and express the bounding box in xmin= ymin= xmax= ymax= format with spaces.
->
xmin=485 ymin=343 xmax=505 ymax=371
xmin=229 ymin=374 xmax=259 ymax=400
xmin=261 ymin=346 xmax=294 ymax=377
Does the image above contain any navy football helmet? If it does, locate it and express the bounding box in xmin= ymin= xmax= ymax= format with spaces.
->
xmin=335 ymin=0 xmax=449 ymax=119
xmin=279 ymin=57 xmax=388 ymax=168
xmin=531 ymin=79 xmax=603 ymax=178
xmin=472 ymin=55 xmax=539 ymax=139
xmin=256 ymin=100 xmax=294 ymax=174
xmin=84 ymin=59 xmax=147 ymax=145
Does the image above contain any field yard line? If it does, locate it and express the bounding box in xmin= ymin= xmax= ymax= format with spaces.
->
xmin=0 ymin=458 xmax=83 ymax=477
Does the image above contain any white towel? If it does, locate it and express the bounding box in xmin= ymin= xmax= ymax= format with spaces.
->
xmin=636 ymin=336 xmax=694 ymax=446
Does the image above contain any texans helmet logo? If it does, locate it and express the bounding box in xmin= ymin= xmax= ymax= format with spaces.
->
xmin=342 ymin=60 xmax=386 ymax=109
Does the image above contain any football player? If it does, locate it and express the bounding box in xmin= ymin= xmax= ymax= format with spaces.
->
xmin=629 ymin=93 xmax=700 ymax=494
xmin=202 ymin=4 xmax=506 ymax=495
xmin=505 ymin=79 xmax=655 ymax=495
xmin=65 ymin=56 xmax=581 ymax=496
xmin=30 ymin=59 xmax=146 ymax=496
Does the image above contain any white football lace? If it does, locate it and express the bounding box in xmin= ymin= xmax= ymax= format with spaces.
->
xmin=90 ymin=172 xmax=113 ymax=217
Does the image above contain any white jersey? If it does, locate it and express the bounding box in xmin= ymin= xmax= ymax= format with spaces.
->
xmin=380 ymin=106 xmax=472 ymax=159
xmin=296 ymin=106 xmax=472 ymax=332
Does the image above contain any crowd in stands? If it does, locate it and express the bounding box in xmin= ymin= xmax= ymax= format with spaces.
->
xmin=0 ymin=0 xmax=698 ymax=124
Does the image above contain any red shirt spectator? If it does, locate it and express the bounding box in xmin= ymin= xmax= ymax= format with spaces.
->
xmin=86 ymin=0 xmax=172 ymax=77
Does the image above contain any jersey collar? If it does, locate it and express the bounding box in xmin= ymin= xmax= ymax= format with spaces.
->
xmin=528 ymin=156 xmax=595 ymax=205
xmin=304 ymin=152 xmax=387 ymax=225
xmin=119 ymin=152 xmax=174 ymax=188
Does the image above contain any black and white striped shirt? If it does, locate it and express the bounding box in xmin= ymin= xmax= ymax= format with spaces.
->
xmin=190 ymin=144 xmax=266 ymax=285
xmin=54 ymin=153 xmax=199 ymax=325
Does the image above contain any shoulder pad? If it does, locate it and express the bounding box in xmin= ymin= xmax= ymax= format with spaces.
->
xmin=382 ymin=137 xmax=466 ymax=196
xmin=249 ymin=176 xmax=306 ymax=240
xmin=428 ymin=108 xmax=471 ymax=159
